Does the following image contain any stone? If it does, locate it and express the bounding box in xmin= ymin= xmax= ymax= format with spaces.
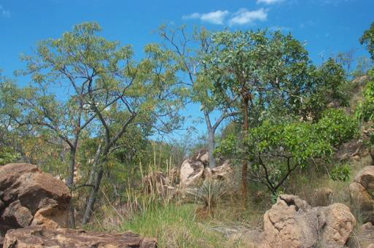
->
xmin=0 ymin=163 xmax=71 ymax=243
xmin=318 ymin=203 xmax=356 ymax=248
xmin=261 ymin=194 xmax=318 ymax=248
xmin=349 ymin=166 xmax=374 ymax=222
xmin=3 ymin=226 xmax=157 ymax=248
xmin=259 ymin=195 xmax=355 ymax=248
xmin=179 ymin=159 xmax=204 ymax=187
xmin=1 ymin=200 xmax=33 ymax=228
xmin=211 ymin=160 xmax=232 ymax=180
xmin=179 ymin=150 xmax=233 ymax=188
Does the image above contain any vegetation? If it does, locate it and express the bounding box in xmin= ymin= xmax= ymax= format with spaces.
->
xmin=1 ymin=18 xmax=374 ymax=247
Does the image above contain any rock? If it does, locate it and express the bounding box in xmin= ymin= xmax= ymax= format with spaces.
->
xmin=211 ymin=160 xmax=233 ymax=180
xmin=31 ymin=203 xmax=69 ymax=229
xmin=311 ymin=187 xmax=333 ymax=206
xmin=191 ymin=148 xmax=209 ymax=166
xmin=361 ymin=222 xmax=374 ymax=232
xmin=259 ymin=195 xmax=355 ymax=248
xmin=261 ymin=194 xmax=318 ymax=248
xmin=3 ymin=226 xmax=157 ymax=248
xmin=179 ymin=150 xmax=233 ymax=188
xmin=349 ymin=166 xmax=374 ymax=222
xmin=1 ymin=200 xmax=33 ymax=228
xmin=318 ymin=203 xmax=356 ymax=248
xmin=180 ymin=159 xmax=204 ymax=187
xmin=0 ymin=163 xmax=71 ymax=244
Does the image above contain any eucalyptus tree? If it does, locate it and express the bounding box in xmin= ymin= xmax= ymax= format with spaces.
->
xmin=201 ymin=29 xmax=311 ymax=202
xmin=159 ymin=25 xmax=238 ymax=168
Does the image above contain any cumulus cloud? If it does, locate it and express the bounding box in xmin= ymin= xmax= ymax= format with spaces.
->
xmin=228 ymin=8 xmax=267 ymax=26
xmin=182 ymin=10 xmax=229 ymax=25
xmin=257 ymin=0 xmax=285 ymax=4
xmin=0 ymin=5 xmax=10 ymax=18
xmin=183 ymin=8 xmax=268 ymax=26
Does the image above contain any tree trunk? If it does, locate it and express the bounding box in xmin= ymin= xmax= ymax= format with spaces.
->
xmin=242 ymin=97 xmax=249 ymax=207
xmin=82 ymin=166 xmax=104 ymax=225
xmin=66 ymin=148 xmax=76 ymax=228
xmin=203 ymin=110 xmax=216 ymax=168
xmin=207 ymin=129 xmax=216 ymax=168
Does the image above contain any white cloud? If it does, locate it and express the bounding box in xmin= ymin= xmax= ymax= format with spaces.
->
xmin=182 ymin=10 xmax=229 ymax=25
xmin=0 ymin=5 xmax=10 ymax=18
xmin=228 ymin=8 xmax=267 ymax=26
xmin=257 ymin=0 xmax=285 ymax=4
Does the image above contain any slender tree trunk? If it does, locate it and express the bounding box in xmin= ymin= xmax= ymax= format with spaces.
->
xmin=66 ymin=147 xmax=76 ymax=228
xmin=242 ymin=97 xmax=249 ymax=207
xmin=82 ymin=166 xmax=104 ymax=225
xmin=203 ymin=110 xmax=216 ymax=168
xmin=207 ymin=129 xmax=216 ymax=168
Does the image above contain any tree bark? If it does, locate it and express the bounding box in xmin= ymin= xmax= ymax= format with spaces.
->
xmin=242 ymin=96 xmax=249 ymax=207
xmin=82 ymin=166 xmax=104 ymax=225
xmin=66 ymin=147 xmax=76 ymax=228
xmin=203 ymin=110 xmax=216 ymax=168
xmin=207 ymin=129 xmax=216 ymax=168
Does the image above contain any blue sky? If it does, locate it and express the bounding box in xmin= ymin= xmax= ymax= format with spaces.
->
xmin=0 ymin=0 xmax=373 ymax=140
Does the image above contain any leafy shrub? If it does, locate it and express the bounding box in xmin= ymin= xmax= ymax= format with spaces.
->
xmin=316 ymin=109 xmax=358 ymax=147
xmin=329 ymin=164 xmax=351 ymax=182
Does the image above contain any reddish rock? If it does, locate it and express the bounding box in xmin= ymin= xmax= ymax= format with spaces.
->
xmin=0 ymin=163 xmax=71 ymax=246
xmin=3 ymin=226 xmax=157 ymax=248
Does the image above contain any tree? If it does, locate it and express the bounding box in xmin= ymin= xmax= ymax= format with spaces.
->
xmin=300 ymin=58 xmax=348 ymax=120
xmin=159 ymin=25 xmax=238 ymax=168
xmin=360 ymin=22 xmax=374 ymax=60
xmin=201 ymin=29 xmax=311 ymax=203
xmin=0 ymin=22 xmax=185 ymax=226
xmin=216 ymin=109 xmax=357 ymax=195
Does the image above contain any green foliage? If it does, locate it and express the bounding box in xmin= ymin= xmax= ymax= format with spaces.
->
xmin=216 ymin=109 xmax=357 ymax=195
xmin=0 ymin=146 xmax=19 ymax=165
xmin=202 ymin=29 xmax=312 ymax=126
xmin=316 ymin=109 xmax=358 ymax=147
xmin=329 ymin=164 xmax=351 ymax=182
xmin=302 ymin=59 xmax=348 ymax=120
xmin=356 ymin=70 xmax=374 ymax=122
xmin=360 ymin=22 xmax=374 ymax=60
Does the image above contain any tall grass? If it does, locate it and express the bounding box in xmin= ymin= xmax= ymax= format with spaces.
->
xmin=119 ymin=203 xmax=226 ymax=248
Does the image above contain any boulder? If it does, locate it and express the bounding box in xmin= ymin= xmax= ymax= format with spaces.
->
xmin=259 ymin=195 xmax=355 ymax=248
xmin=349 ymin=166 xmax=374 ymax=222
xmin=179 ymin=149 xmax=232 ymax=187
xmin=180 ymin=159 xmax=205 ymax=187
xmin=261 ymin=194 xmax=318 ymax=248
xmin=211 ymin=160 xmax=232 ymax=180
xmin=3 ymin=226 xmax=157 ymax=248
xmin=0 ymin=163 xmax=71 ymax=246
xmin=318 ymin=203 xmax=356 ymax=248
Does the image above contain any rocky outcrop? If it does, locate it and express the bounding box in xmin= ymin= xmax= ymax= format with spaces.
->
xmin=179 ymin=149 xmax=232 ymax=187
xmin=0 ymin=163 xmax=71 ymax=246
xmin=259 ymin=195 xmax=356 ymax=248
xmin=349 ymin=166 xmax=374 ymax=222
xmin=3 ymin=226 xmax=157 ymax=248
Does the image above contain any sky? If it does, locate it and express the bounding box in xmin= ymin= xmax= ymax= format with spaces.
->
xmin=0 ymin=0 xmax=373 ymax=140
